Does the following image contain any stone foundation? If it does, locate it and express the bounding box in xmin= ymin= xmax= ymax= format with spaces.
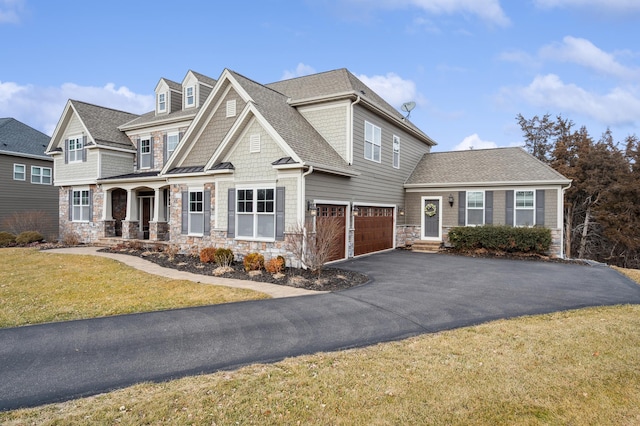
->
xmin=122 ymin=220 xmax=139 ymax=239
xmin=149 ymin=221 xmax=169 ymax=241
xmin=396 ymin=225 xmax=421 ymax=248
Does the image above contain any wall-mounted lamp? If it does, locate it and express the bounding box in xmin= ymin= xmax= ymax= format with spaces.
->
xmin=307 ymin=200 xmax=317 ymax=217
xmin=448 ymin=194 xmax=455 ymax=207
xmin=399 ymin=207 xmax=405 ymax=216
xmin=352 ymin=205 xmax=360 ymax=217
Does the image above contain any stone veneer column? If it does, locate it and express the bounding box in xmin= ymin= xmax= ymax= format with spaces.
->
xmin=123 ymin=188 xmax=139 ymax=239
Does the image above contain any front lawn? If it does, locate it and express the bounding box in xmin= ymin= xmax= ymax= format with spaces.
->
xmin=0 ymin=248 xmax=269 ymax=328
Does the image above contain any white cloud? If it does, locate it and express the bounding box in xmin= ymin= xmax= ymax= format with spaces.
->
xmin=357 ymin=72 xmax=426 ymax=109
xmin=282 ymin=63 xmax=317 ymax=80
xmin=0 ymin=0 xmax=24 ymax=24
xmin=453 ymin=133 xmax=498 ymax=150
xmin=533 ymin=0 xmax=640 ymax=13
xmin=0 ymin=81 xmax=154 ymax=135
xmin=503 ymin=73 xmax=640 ymax=126
xmin=539 ymin=36 xmax=640 ymax=80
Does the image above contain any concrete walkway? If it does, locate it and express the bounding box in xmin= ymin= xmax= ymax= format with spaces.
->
xmin=44 ymin=247 xmax=325 ymax=298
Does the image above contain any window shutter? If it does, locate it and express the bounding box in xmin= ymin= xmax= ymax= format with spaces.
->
xmin=163 ymin=134 xmax=168 ymax=164
xmin=136 ymin=138 xmax=141 ymax=170
xmin=227 ymin=188 xmax=236 ymax=238
xmin=82 ymin=136 xmax=87 ymax=162
xmin=179 ymin=131 xmax=184 ymax=140
xmin=68 ymin=189 xmax=73 ymax=221
xmin=505 ymin=190 xmax=514 ymax=226
xmin=88 ymin=189 xmax=93 ymax=222
xmin=536 ymin=190 xmax=545 ymax=226
xmin=64 ymin=139 xmax=69 ymax=164
xmin=149 ymin=136 xmax=154 ymax=169
xmin=458 ymin=191 xmax=466 ymax=226
xmin=275 ymin=187 xmax=285 ymax=241
xmin=485 ymin=191 xmax=493 ymax=225
xmin=181 ymin=191 xmax=188 ymax=234
xmin=203 ymin=190 xmax=211 ymax=234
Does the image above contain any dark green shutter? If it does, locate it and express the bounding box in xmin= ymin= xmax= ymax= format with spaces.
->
xmin=536 ymin=190 xmax=545 ymax=226
xmin=505 ymin=190 xmax=514 ymax=226
xmin=458 ymin=191 xmax=466 ymax=226
xmin=275 ymin=187 xmax=285 ymax=240
xmin=203 ymin=190 xmax=211 ymax=234
xmin=227 ymin=188 xmax=235 ymax=238
xmin=181 ymin=191 xmax=188 ymax=234
xmin=485 ymin=191 xmax=493 ymax=225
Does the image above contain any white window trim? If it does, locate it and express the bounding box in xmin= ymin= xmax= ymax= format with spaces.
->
xmin=139 ymin=137 xmax=151 ymax=169
xmin=68 ymin=135 xmax=83 ymax=163
xmin=236 ymin=187 xmax=276 ymax=241
xmin=166 ymin=131 xmax=179 ymax=157
xmin=466 ymin=190 xmax=485 ymax=226
xmin=72 ymin=189 xmax=91 ymax=222
xmin=515 ymin=189 xmax=536 ymax=227
xmin=13 ymin=163 xmax=25 ymax=181
xmin=393 ymin=135 xmax=400 ymax=169
xmin=157 ymin=92 xmax=167 ymax=113
xmin=185 ymin=86 xmax=195 ymax=108
xmin=31 ymin=166 xmax=52 ymax=185
xmin=364 ymin=121 xmax=381 ymax=163
xmin=188 ymin=189 xmax=204 ymax=236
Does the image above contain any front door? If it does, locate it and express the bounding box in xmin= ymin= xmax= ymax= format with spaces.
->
xmin=140 ymin=197 xmax=152 ymax=240
xmin=422 ymin=197 xmax=441 ymax=240
xmin=111 ymin=189 xmax=127 ymax=237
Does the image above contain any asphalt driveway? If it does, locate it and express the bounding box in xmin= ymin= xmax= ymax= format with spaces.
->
xmin=2 ymin=251 xmax=640 ymax=411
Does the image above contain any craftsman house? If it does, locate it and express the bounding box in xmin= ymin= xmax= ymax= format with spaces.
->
xmin=46 ymin=68 xmax=570 ymax=263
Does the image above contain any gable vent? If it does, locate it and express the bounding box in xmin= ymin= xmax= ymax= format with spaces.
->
xmin=226 ymin=99 xmax=236 ymax=118
xmin=249 ymin=134 xmax=261 ymax=153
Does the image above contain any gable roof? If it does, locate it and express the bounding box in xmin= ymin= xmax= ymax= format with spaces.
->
xmin=406 ymin=147 xmax=571 ymax=187
xmin=0 ymin=117 xmax=51 ymax=160
xmin=189 ymin=70 xmax=217 ymax=87
xmin=70 ymin=100 xmax=139 ymax=149
xmin=267 ymin=69 xmax=435 ymax=146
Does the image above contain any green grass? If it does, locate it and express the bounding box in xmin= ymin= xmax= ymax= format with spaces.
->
xmin=0 ymin=248 xmax=269 ymax=327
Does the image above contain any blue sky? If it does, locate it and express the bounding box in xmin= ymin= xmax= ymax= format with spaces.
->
xmin=1 ymin=0 xmax=639 ymax=152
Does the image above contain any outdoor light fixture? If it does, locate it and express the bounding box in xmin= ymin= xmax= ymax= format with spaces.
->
xmin=352 ymin=204 xmax=360 ymax=216
xmin=399 ymin=207 xmax=405 ymax=216
xmin=307 ymin=200 xmax=317 ymax=216
xmin=448 ymin=193 xmax=455 ymax=207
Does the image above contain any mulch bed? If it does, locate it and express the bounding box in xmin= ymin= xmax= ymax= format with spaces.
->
xmin=98 ymin=248 xmax=369 ymax=292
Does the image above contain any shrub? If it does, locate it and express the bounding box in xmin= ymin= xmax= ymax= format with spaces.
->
xmin=265 ymin=256 xmax=286 ymax=274
xmin=243 ymin=252 xmax=264 ymax=271
xmin=15 ymin=231 xmax=44 ymax=245
xmin=214 ymin=248 xmax=234 ymax=267
xmin=164 ymin=245 xmax=179 ymax=261
xmin=1 ymin=210 xmax=53 ymax=235
xmin=61 ymin=230 xmax=81 ymax=246
xmin=0 ymin=231 xmax=16 ymax=247
xmin=199 ymin=247 xmax=217 ymax=263
xmin=447 ymin=225 xmax=552 ymax=254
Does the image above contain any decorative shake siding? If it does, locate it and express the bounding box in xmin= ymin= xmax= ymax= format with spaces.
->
xmin=298 ymin=102 xmax=350 ymax=163
xmin=229 ymin=122 xmax=283 ymax=181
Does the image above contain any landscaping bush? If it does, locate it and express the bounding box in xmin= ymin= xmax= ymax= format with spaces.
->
xmin=61 ymin=230 xmax=81 ymax=246
xmin=243 ymin=252 xmax=264 ymax=271
xmin=15 ymin=231 xmax=45 ymax=245
xmin=1 ymin=210 xmax=53 ymax=235
xmin=447 ymin=225 xmax=552 ymax=254
xmin=0 ymin=231 xmax=16 ymax=247
xmin=214 ymin=248 xmax=234 ymax=267
xmin=199 ymin=247 xmax=217 ymax=263
xmin=265 ymin=256 xmax=286 ymax=274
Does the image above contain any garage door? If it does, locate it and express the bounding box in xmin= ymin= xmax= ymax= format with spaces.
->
xmin=316 ymin=204 xmax=347 ymax=262
xmin=354 ymin=206 xmax=394 ymax=256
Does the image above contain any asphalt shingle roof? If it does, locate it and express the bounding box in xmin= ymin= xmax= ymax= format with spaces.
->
xmin=0 ymin=118 xmax=51 ymax=159
xmin=70 ymin=101 xmax=139 ymax=149
xmin=406 ymin=147 xmax=570 ymax=186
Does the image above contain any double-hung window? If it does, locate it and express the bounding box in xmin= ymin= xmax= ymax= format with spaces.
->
xmin=393 ymin=135 xmax=400 ymax=169
xmin=68 ymin=137 xmax=83 ymax=162
xmin=72 ymin=190 xmax=90 ymax=221
xmin=466 ymin=191 xmax=484 ymax=226
xmin=188 ymin=191 xmax=204 ymax=234
xmin=237 ymin=188 xmax=275 ymax=239
xmin=185 ymin=86 xmax=195 ymax=107
xmin=31 ymin=166 xmax=51 ymax=184
xmin=364 ymin=121 xmax=381 ymax=162
xmin=139 ymin=138 xmax=151 ymax=169
xmin=13 ymin=164 xmax=25 ymax=180
xmin=158 ymin=93 xmax=166 ymax=113
xmin=515 ymin=190 xmax=535 ymax=226
xmin=166 ymin=132 xmax=179 ymax=158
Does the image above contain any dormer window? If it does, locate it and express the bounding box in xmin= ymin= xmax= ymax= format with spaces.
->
xmin=158 ymin=93 xmax=167 ymax=113
xmin=185 ymin=86 xmax=195 ymax=108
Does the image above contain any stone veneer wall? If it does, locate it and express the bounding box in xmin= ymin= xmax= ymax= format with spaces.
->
xmin=58 ymin=185 xmax=107 ymax=243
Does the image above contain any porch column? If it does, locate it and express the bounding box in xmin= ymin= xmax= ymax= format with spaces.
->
xmin=103 ymin=189 xmax=113 ymax=220
xmin=125 ymin=189 xmax=138 ymax=221
xmin=153 ymin=187 xmax=165 ymax=222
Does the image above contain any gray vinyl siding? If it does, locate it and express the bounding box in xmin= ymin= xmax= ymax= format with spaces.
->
xmin=55 ymin=147 xmax=99 ymax=183
xmin=170 ymin=90 xmax=182 ymax=113
xmin=199 ymin=83 xmax=213 ymax=105
xmin=100 ymin=152 xmax=134 ymax=178
xmin=0 ymin=154 xmax=59 ymax=237
xmin=307 ymin=104 xmax=431 ymax=210
xmin=298 ymin=102 xmax=350 ymax=163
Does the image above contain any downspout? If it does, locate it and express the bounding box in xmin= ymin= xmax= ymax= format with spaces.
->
xmin=300 ymin=165 xmax=314 ymax=269
xmin=560 ymin=181 xmax=572 ymax=259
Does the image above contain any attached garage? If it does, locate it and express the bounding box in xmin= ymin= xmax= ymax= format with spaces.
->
xmin=354 ymin=206 xmax=394 ymax=256
xmin=316 ymin=204 xmax=347 ymax=262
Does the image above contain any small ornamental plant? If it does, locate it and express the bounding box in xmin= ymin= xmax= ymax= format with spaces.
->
xmin=0 ymin=231 xmax=16 ymax=247
xmin=265 ymin=256 xmax=286 ymax=274
xmin=15 ymin=231 xmax=44 ymax=245
xmin=214 ymin=248 xmax=234 ymax=267
xmin=199 ymin=247 xmax=217 ymax=263
xmin=243 ymin=253 xmax=264 ymax=271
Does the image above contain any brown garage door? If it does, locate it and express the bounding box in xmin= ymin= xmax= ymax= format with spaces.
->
xmin=316 ymin=204 xmax=346 ymax=262
xmin=354 ymin=206 xmax=394 ymax=256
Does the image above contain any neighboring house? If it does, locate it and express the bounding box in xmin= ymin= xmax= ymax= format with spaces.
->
xmin=46 ymin=68 xmax=570 ymax=263
xmin=0 ymin=118 xmax=58 ymax=238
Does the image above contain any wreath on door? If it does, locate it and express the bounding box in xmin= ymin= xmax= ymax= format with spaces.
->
xmin=424 ymin=203 xmax=437 ymax=217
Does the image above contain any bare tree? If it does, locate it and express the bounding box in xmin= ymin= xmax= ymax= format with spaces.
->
xmin=287 ymin=216 xmax=343 ymax=276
